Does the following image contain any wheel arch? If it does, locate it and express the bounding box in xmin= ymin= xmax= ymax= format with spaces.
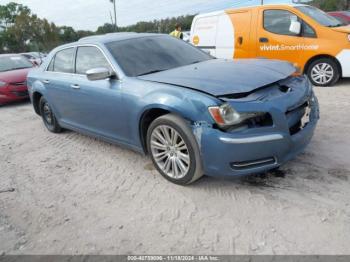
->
xmin=32 ymin=91 xmax=43 ymax=116
xmin=304 ymin=54 xmax=342 ymax=77
xmin=138 ymin=105 xmax=195 ymax=154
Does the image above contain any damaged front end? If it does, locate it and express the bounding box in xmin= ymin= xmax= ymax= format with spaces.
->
xmin=217 ymin=75 xmax=318 ymax=134
xmin=193 ymin=75 xmax=320 ymax=177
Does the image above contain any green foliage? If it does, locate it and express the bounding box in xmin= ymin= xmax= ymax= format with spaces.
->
xmin=310 ymin=0 xmax=350 ymax=11
xmin=0 ymin=2 xmax=93 ymax=53
xmin=119 ymin=15 xmax=195 ymax=33
xmin=0 ymin=2 xmax=195 ymax=53
xmin=97 ymin=15 xmax=195 ymax=34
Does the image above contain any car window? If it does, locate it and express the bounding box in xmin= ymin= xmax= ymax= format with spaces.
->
xmin=302 ymin=22 xmax=316 ymax=38
xmin=106 ymin=35 xmax=212 ymax=77
xmin=52 ymin=48 xmax=75 ymax=73
xmin=75 ymin=46 xmax=112 ymax=75
xmin=264 ymin=10 xmax=300 ymax=36
xmin=47 ymin=56 xmax=55 ymax=71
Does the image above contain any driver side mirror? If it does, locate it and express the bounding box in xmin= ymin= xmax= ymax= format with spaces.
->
xmin=86 ymin=67 xmax=116 ymax=81
xmin=289 ymin=20 xmax=301 ymax=35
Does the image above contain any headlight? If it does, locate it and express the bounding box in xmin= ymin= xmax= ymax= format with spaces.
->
xmin=0 ymin=81 xmax=7 ymax=87
xmin=208 ymin=103 xmax=263 ymax=127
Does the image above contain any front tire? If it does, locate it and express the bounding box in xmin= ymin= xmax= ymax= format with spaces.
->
xmin=39 ymin=97 xmax=62 ymax=133
xmin=147 ymin=114 xmax=203 ymax=185
xmin=306 ymin=58 xmax=340 ymax=87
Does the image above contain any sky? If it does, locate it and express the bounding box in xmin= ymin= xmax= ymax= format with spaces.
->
xmin=0 ymin=0 xmax=305 ymax=30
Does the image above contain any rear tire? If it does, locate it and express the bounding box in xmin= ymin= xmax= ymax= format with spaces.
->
xmin=147 ymin=114 xmax=203 ymax=185
xmin=39 ymin=97 xmax=62 ymax=133
xmin=306 ymin=58 xmax=340 ymax=87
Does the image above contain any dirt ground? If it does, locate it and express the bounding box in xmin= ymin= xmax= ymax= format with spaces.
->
xmin=1 ymin=80 xmax=350 ymax=255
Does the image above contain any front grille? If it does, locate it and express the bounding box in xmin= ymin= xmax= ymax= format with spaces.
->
xmin=231 ymin=157 xmax=276 ymax=170
xmin=11 ymin=90 xmax=29 ymax=97
xmin=10 ymin=81 xmax=26 ymax=86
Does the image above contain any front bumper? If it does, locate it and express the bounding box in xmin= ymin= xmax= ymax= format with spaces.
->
xmin=196 ymin=85 xmax=319 ymax=177
xmin=336 ymin=49 xmax=350 ymax=78
xmin=0 ymin=84 xmax=29 ymax=104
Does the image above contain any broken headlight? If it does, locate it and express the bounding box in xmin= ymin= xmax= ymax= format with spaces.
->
xmin=208 ymin=103 xmax=264 ymax=128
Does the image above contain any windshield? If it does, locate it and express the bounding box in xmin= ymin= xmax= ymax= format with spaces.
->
xmin=0 ymin=56 xmax=33 ymax=72
xmin=332 ymin=14 xmax=350 ymax=25
xmin=296 ymin=6 xmax=345 ymax=27
xmin=106 ymin=35 xmax=213 ymax=77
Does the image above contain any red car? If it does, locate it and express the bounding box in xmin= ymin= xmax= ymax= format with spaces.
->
xmin=0 ymin=54 xmax=33 ymax=105
xmin=328 ymin=11 xmax=350 ymax=25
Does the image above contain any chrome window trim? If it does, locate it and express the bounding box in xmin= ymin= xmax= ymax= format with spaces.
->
xmin=44 ymin=44 xmax=122 ymax=79
xmin=45 ymin=46 xmax=76 ymax=74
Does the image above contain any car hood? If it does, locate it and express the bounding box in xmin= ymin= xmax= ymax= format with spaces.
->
xmin=0 ymin=68 xmax=31 ymax=83
xmin=138 ymin=59 xmax=296 ymax=96
xmin=331 ymin=25 xmax=350 ymax=33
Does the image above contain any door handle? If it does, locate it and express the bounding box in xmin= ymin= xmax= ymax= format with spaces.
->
xmin=259 ymin=37 xmax=269 ymax=43
xmin=70 ymin=84 xmax=80 ymax=89
xmin=237 ymin=36 xmax=243 ymax=45
xmin=42 ymin=79 xmax=50 ymax=84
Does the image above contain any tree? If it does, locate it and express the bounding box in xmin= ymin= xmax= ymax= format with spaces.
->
xmin=117 ymin=15 xmax=195 ymax=33
xmin=0 ymin=2 xmax=30 ymax=29
xmin=0 ymin=2 xmax=84 ymax=53
xmin=310 ymin=0 xmax=349 ymax=11
xmin=97 ymin=23 xmax=115 ymax=34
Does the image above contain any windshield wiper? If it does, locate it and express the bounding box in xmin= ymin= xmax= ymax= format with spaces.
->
xmin=189 ymin=60 xmax=203 ymax=65
xmin=327 ymin=23 xmax=344 ymax=27
xmin=138 ymin=69 xmax=167 ymax=76
xmin=12 ymin=67 xmax=32 ymax=70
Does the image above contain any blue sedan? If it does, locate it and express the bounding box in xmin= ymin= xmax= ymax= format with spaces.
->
xmin=27 ymin=33 xmax=319 ymax=185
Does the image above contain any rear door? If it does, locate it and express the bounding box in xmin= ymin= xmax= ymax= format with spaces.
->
xmin=191 ymin=15 xmax=219 ymax=56
xmin=45 ymin=47 xmax=77 ymax=122
xmin=226 ymin=10 xmax=253 ymax=59
xmin=214 ymin=13 xmax=236 ymax=59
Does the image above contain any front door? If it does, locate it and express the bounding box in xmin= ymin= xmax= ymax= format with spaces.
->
xmin=65 ymin=46 xmax=127 ymax=143
xmin=257 ymin=8 xmax=306 ymax=68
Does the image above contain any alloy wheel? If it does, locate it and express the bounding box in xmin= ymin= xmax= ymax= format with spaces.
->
xmin=150 ymin=125 xmax=190 ymax=179
xmin=43 ymin=102 xmax=53 ymax=126
xmin=311 ymin=63 xmax=334 ymax=86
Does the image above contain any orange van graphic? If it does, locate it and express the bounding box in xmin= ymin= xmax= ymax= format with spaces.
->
xmin=191 ymin=4 xmax=350 ymax=86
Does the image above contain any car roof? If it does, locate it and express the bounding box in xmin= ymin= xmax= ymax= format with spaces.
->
xmin=195 ymin=4 xmax=310 ymax=18
xmin=78 ymin=32 xmax=160 ymax=44
xmin=53 ymin=32 xmax=163 ymax=51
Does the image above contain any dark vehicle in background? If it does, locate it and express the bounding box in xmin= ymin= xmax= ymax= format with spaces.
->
xmin=21 ymin=52 xmax=46 ymax=66
xmin=0 ymin=54 xmax=33 ymax=105
xmin=328 ymin=11 xmax=350 ymax=25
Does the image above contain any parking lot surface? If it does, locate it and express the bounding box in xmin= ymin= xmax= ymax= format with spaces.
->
xmin=1 ymin=81 xmax=350 ymax=255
